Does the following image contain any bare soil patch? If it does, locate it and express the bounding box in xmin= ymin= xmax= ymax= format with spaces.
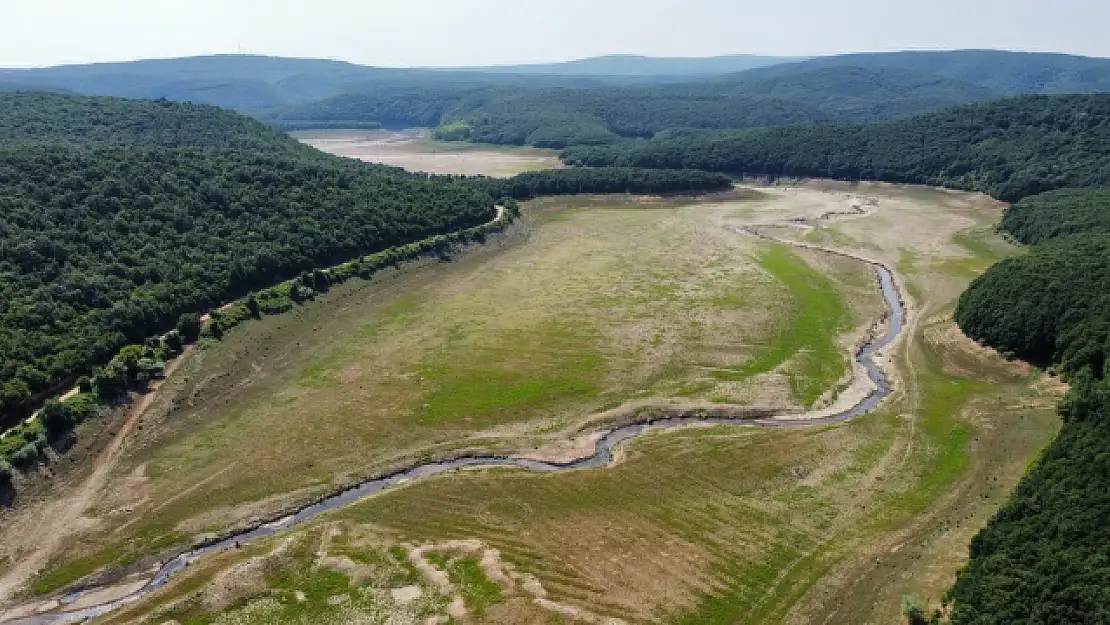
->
xmin=295 ymin=128 xmax=562 ymax=177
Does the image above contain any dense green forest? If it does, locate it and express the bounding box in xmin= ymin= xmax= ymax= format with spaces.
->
xmin=947 ymin=176 xmax=1110 ymax=620
xmin=999 ymin=187 xmax=1110 ymax=245
xmin=267 ymin=52 xmax=1110 ymax=150
xmin=955 ymin=235 xmax=1110 ymax=374
xmin=562 ymin=94 xmax=1110 ymax=201
xmin=0 ymin=92 xmax=306 ymax=152
xmin=747 ymin=50 xmax=1110 ymax=96
xmin=269 ymin=67 xmax=1001 ymax=149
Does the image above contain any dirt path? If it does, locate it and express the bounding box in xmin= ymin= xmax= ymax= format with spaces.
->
xmin=0 ymin=348 xmax=192 ymax=610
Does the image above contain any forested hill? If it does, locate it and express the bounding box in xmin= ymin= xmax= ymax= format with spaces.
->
xmin=736 ymin=50 xmax=1110 ymax=95
xmin=0 ymin=92 xmax=307 ymax=153
xmin=703 ymin=65 xmax=996 ymax=121
xmin=0 ymin=143 xmax=497 ymax=426
xmin=268 ymin=66 xmax=1000 ymax=147
xmin=271 ymin=87 xmax=829 ymax=147
xmin=562 ymin=94 xmax=1110 ymax=201
xmin=950 ymin=186 xmax=1110 ymax=621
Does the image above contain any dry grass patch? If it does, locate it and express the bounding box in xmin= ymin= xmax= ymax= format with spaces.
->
xmin=294 ymin=128 xmax=562 ymax=177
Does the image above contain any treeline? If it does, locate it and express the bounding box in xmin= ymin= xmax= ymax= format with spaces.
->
xmin=0 ymin=143 xmax=495 ymax=427
xmin=561 ymin=94 xmax=1110 ymax=202
xmin=469 ymin=167 xmax=733 ymax=200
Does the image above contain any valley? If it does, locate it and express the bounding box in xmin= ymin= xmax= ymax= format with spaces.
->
xmin=0 ymin=172 xmax=1060 ymax=624
xmin=2 ymin=41 xmax=1107 ymax=625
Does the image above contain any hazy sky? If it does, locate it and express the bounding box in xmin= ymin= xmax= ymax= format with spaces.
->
xmin=3 ymin=0 xmax=1108 ymax=68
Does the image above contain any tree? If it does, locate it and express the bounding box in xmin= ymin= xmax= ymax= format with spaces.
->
xmin=177 ymin=313 xmax=202 ymax=343
xmin=312 ymin=270 xmax=330 ymax=293
xmin=0 ymin=380 xmax=31 ymax=414
xmin=39 ymin=400 xmax=73 ymax=439
xmin=163 ymin=330 xmax=183 ymax=354
xmin=93 ymin=360 xmax=129 ymax=399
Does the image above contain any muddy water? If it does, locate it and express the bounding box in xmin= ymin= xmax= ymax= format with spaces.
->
xmin=4 ymin=243 xmax=905 ymax=624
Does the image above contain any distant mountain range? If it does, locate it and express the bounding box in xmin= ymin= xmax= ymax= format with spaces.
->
xmin=0 ymin=54 xmax=797 ymax=113
xmin=3 ymin=50 xmax=1110 ymax=144
xmin=729 ymin=50 xmax=1110 ymax=95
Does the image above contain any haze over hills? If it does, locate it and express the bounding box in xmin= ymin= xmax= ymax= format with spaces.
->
xmin=434 ymin=53 xmax=802 ymax=76
xmin=2 ymin=49 xmax=1109 ymax=122
xmin=740 ymin=49 xmax=1110 ymax=94
xmin=0 ymin=55 xmax=652 ymax=113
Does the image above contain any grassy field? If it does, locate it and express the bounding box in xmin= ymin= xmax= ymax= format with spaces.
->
xmin=13 ymin=189 xmax=878 ymax=599
xmin=6 ymin=184 xmax=1061 ymax=625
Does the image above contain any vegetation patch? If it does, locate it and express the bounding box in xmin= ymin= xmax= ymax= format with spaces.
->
xmin=712 ymin=244 xmax=851 ymax=405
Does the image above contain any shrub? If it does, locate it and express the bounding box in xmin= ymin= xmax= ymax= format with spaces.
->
xmin=10 ymin=443 xmax=40 ymax=468
xmin=39 ymin=400 xmax=74 ymax=439
xmin=901 ymin=596 xmax=929 ymax=625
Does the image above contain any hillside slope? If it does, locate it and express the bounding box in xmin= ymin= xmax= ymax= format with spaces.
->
xmin=0 ymin=92 xmax=306 ymax=152
xmin=562 ymin=94 xmax=1110 ymax=201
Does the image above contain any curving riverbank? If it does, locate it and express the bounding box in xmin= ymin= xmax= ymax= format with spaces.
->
xmin=1 ymin=198 xmax=908 ymax=625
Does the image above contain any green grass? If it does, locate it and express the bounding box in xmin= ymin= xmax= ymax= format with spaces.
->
xmin=712 ymin=244 xmax=851 ymax=405
xmin=297 ymin=295 xmax=420 ymax=389
xmin=415 ymin=323 xmax=604 ymax=425
xmin=429 ymin=555 xmax=504 ymax=617
xmin=30 ymin=524 xmax=185 ymax=596
xmin=943 ymin=229 xmax=1019 ymax=278
xmin=873 ymin=336 xmax=981 ymax=525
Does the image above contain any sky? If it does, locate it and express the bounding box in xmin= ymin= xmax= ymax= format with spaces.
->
xmin=2 ymin=0 xmax=1108 ymax=68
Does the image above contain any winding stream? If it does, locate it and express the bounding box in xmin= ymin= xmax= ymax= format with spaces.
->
xmin=4 ymin=228 xmax=906 ymax=624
